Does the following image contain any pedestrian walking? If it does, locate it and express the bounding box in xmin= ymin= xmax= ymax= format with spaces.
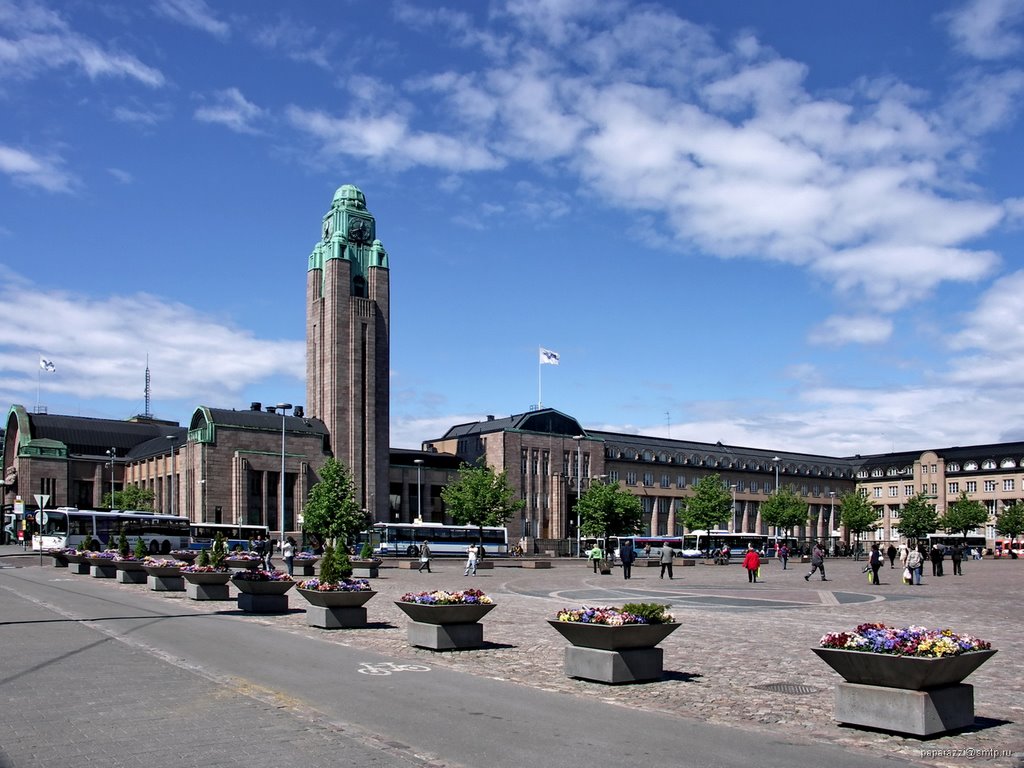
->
xmin=952 ymin=543 xmax=964 ymax=575
xmin=659 ymin=544 xmax=675 ymax=579
xmin=777 ymin=542 xmax=789 ymax=570
xmin=417 ymin=540 xmax=432 ymax=573
xmin=588 ymin=544 xmax=603 ymax=573
xmin=804 ymin=542 xmax=827 ymax=581
xmin=886 ymin=543 xmax=897 ymax=569
xmin=742 ymin=543 xmax=760 ymax=583
xmin=620 ymin=540 xmax=635 ymax=580
xmin=254 ymin=534 xmax=268 ymax=569
xmin=464 ymin=542 xmax=479 ymax=576
xmin=907 ymin=544 xmax=924 ymax=585
xmin=930 ymin=543 xmax=945 ymax=577
xmin=282 ymin=536 xmax=296 ymax=576
xmin=868 ymin=543 xmax=883 ymax=585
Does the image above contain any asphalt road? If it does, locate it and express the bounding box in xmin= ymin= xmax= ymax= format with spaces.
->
xmin=0 ymin=562 xmax=923 ymax=768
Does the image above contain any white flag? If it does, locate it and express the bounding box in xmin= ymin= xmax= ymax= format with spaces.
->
xmin=539 ymin=348 xmax=560 ymax=366
xmin=39 ymin=357 xmax=55 ymax=373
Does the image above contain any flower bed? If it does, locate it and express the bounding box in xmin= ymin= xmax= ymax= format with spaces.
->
xmin=399 ymin=588 xmax=492 ymax=605
xmin=554 ymin=604 xmax=675 ymax=626
xmin=142 ymin=557 xmax=188 ymax=569
xmin=819 ymin=623 xmax=991 ymax=658
xmin=298 ymin=577 xmax=369 ymax=592
xmin=181 ymin=564 xmax=228 ymax=574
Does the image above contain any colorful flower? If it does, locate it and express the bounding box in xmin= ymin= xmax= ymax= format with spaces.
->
xmin=298 ymin=577 xmax=370 ymax=592
xmin=819 ymin=623 xmax=991 ymax=658
xmin=553 ymin=605 xmax=674 ymax=625
xmin=399 ymin=589 xmax=493 ymax=605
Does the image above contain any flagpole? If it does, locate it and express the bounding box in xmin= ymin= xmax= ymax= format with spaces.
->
xmin=538 ymin=347 xmax=542 ymax=409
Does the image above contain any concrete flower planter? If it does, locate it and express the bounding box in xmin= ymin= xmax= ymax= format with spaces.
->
xmin=113 ymin=560 xmax=147 ymax=584
xmin=298 ymin=588 xmax=376 ymax=628
xmin=232 ymin=577 xmax=295 ymax=613
xmin=812 ymin=648 xmax=997 ymax=736
xmin=182 ymin=570 xmax=232 ymax=600
xmin=394 ymin=602 xmax=495 ymax=650
xmin=548 ymin=621 xmax=681 ymax=684
xmin=811 ymin=648 xmax=996 ymax=690
xmin=547 ymin=621 xmax=680 ymax=651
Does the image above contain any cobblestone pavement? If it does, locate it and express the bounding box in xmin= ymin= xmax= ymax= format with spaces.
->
xmin=4 ymin=551 xmax=1023 ymax=768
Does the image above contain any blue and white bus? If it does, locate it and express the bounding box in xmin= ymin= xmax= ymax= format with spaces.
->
xmin=31 ymin=508 xmax=190 ymax=554
xmin=369 ymin=522 xmax=508 ymax=557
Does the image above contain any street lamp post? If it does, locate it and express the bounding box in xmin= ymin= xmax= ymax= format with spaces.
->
xmin=573 ymin=435 xmax=584 ymax=557
xmin=414 ymin=459 xmax=424 ymax=523
xmin=730 ymin=483 xmax=737 ymax=533
xmin=105 ymin=447 xmax=116 ymax=508
xmin=166 ymin=435 xmax=177 ymax=517
xmin=829 ymin=491 xmax=836 ymax=550
xmin=275 ymin=403 xmax=292 ymax=559
xmin=771 ymin=456 xmax=781 ymax=538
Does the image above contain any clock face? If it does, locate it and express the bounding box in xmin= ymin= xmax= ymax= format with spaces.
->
xmin=347 ymin=217 xmax=373 ymax=245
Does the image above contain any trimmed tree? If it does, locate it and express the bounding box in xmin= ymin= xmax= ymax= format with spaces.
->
xmin=838 ymin=491 xmax=877 ymax=556
xmin=894 ymin=492 xmax=939 ymax=543
xmin=996 ymin=501 xmax=1024 ymax=555
xmin=938 ymin=492 xmax=989 ymax=542
xmin=759 ymin=487 xmax=809 ymax=541
xmin=441 ymin=459 xmax=525 ymax=546
xmin=577 ymin=481 xmax=644 ymax=546
xmin=303 ymin=458 xmax=369 ymax=551
xmin=103 ymin=485 xmax=155 ymax=511
xmin=678 ymin=473 xmax=732 ymax=555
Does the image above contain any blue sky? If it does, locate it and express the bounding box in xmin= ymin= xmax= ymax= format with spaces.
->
xmin=2 ymin=0 xmax=1023 ymax=457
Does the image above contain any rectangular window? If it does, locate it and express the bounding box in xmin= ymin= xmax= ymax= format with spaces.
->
xmin=873 ymin=487 xmax=882 ymax=498
xmin=948 ymin=482 xmax=959 ymax=494
xmin=542 ymin=451 xmax=549 ymax=478
xmin=676 ymin=475 xmax=685 ymax=489
xmin=889 ymin=485 xmax=898 ymax=497
xmin=931 ymin=483 xmax=938 ymax=495
xmin=608 ymin=471 xmax=619 ymax=483
xmin=1004 ymin=479 xmax=1014 ymax=492
xmin=966 ymin=481 xmax=977 ymax=493
xmin=931 ymin=464 xmax=937 ymax=473
xmin=626 ymin=472 xmax=637 ymax=486
xmin=531 ymin=449 xmax=539 ymax=477
xmin=660 ymin=474 xmax=670 ymax=488
xmin=905 ymin=485 xmax=914 ymax=496
xmin=750 ymin=480 xmax=759 ymax=493
xmin=521 ymin=449 xmax=528 ymax=476
xmin=643 ymin=472 xmax=654 ymax=487
xmin=984 ymin=480 xmax=996 ymax=492
xmin=891 ymin=506 xmax=901 ymax=519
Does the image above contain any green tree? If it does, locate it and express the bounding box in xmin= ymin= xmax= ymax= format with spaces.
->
xmin=759 ymin=487 xmax=809 ymax=540
xmin=894 ymin=493 xmax=939 ymax=542
xmin=938 ymin=492 xmax=989 ymax=541
xmin=209 ymin=531 xmax=227 ymax=569
xmin=996 ymin=501 xmax=1024 ymax=548
xmin=576 ymin=481 xmax=644 ymax=544
xmin=678 ymin=473 xmax=732 ymax=544
xmin=103 ymin=485 xmax=155 ymax=511
xmin=441 ymin=459 xmax=525 ymax=544
xmin=837 ymin=491 xmax=877 ymax=555
xmin=303 ymin=458 xmax=369 ymax=549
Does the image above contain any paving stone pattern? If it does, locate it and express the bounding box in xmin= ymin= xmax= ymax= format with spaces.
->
xmin=3 ymin=551 xmax=1023 ymax=768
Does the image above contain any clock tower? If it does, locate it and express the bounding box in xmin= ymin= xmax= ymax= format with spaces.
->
xmin=306 ymin=184 xmax=390 ymax=522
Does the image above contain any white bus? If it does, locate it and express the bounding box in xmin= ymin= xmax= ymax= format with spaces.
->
xmin=30 ymin=508 xmax=190 ymax=554
xmin=190 ymin=522 xmax=270 ymax=551
xmin=368 ymin=522 xmax=509 ymax=557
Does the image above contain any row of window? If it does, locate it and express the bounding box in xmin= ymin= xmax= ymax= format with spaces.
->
xmin=868 ymin=479 xmax=1017 ymax=498
xmin=861 ymin=458 xmax=1024 ymax=479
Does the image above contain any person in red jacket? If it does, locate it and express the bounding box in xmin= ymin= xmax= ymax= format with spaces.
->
xmin=742 ymin=543 xmax=761 ymax=584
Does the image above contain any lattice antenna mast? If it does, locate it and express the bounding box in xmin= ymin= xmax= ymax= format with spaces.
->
xmin=144 ymin=355 xmax=152 ymax=419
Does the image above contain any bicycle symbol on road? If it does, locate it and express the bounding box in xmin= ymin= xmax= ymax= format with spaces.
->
xmin=357 ymin=661 xmax=431 ymax=676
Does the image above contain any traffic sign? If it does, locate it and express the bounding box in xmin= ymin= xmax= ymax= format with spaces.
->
xmin=34 ymin=511 xmax=48 ymax=526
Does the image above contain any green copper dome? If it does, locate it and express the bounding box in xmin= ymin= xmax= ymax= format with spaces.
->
xmin=332 ymin=184 xmax=366 ymax=210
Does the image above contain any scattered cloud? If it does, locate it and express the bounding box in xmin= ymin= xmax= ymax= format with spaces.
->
xmin=153 ymin=0 xmax=230 ymax=40
xmin=808 ymin=315 xmax=893 ymax=346
xmin=0 ymin=143 xmax=75 ymax=192
xmin=943 ymin=0 xmax=1024 ymax=60
xmin=194 ymin=88 xmax=266 ymax=134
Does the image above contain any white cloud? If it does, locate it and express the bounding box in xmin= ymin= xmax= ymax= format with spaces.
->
xmin=808 ymin=315 xmax=893 ymax=346
xmin=0 ymin=0 xmax=165 ymax=86
xmin=0 ymin=271 xmax=303 ymax=409
xmin=944 ymin=0 xmax=1024 ymax=60
xmin=194 ymin=88 xmax=265 ymax=134
xmin=0 ymin=143 xmax=75 ymax=192
xmin=153 ymin=0 xmax=230 ymax=39
xmin=107 ymin=168 xmax=133 ymax=184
